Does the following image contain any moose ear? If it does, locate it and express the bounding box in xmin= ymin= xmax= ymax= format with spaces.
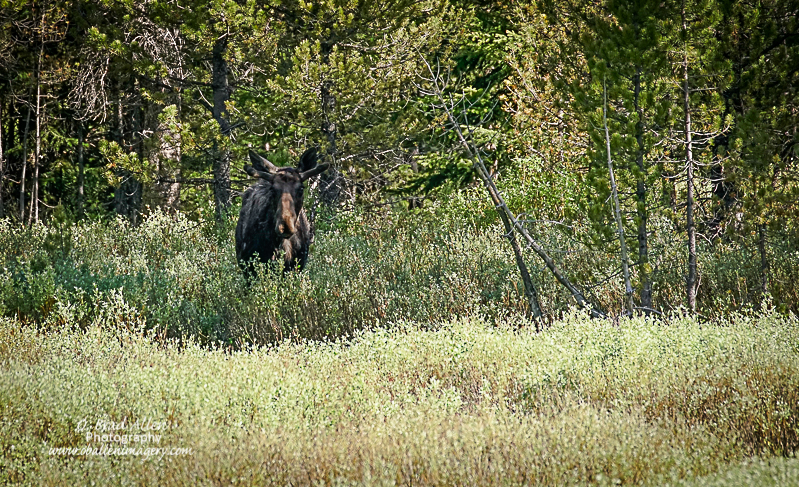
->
xmin=244 ymin=164 xmax=275 ymax=182
xmin=298 ymin=147 xmax=319 ymax=172
xmin=299 ymin=163 xmax=329 ymax=182
xmin=248 ymin=150 xmax=279 ymax=173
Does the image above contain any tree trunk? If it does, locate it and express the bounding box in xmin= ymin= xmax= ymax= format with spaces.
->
xmin=470 ymin=149 xmax=584 ymax=319
xmin=114 ymin=173 xmax=142 ymax=224
xmin=151 ymin=95 xmax=182 ymax=210
xmin=318 ymin=41 xmax=344 ymax=208
xmin=469 ymin=153 xmax=544 ymax=320
xmin=408 ymin=147 xmax=423 ymax=209
xmin=683 ymin=37 xmax=698 ymax=314
xmin=434 ymin=92 xmax=594 ymax=319
xmin=113 ymin=82 xmax=142 ymax=224
xmin=153 ymin=136 xmax=182 ymax=210
xmin=758 ymin=224 xmax=769 ymax=297
xmin=633 ymin=69 xmax=653 ymax=310
xmin=76 ymin=122 xmax=85 ymax=219
xmin=132 ymin=80 xmax=146 ymax=224
xmin=0 ymin=101 xmax=5 ymax=219
xmin=321 ymin=78 xmax=337 ymax=162
xmin=19 ymin=103 xmax=31 ymax=222
xmin=30 ymin=61 xmax=43 ymax=225
xmin=211 ymin=36 xmax=232 ymax=222
xmin=3 ymin=102 xmax=17 ymax=219
xmin=499 ymin=206 xmax=545 ymax=323
xmin=603 ymin=79 xmax=635 ymax=316
xmin=419 ymin=63 xmax=547 ymax=320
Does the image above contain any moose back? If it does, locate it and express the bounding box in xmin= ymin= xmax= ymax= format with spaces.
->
xmin=235 ymin=147 xmax=329 ymax=273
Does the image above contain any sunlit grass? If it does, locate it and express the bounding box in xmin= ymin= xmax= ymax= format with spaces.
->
xmin=1 ymin=310 xmax=797 ymax=485
xmin=2 ymin=195 xmax=798 ymax=484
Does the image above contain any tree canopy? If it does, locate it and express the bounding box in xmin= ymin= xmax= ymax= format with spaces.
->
xmin=0 ymin=0 xmax=797 ymax=315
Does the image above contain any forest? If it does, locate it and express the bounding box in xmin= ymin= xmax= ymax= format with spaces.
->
xmin=1 ymin=0 xmax=798 ymax=485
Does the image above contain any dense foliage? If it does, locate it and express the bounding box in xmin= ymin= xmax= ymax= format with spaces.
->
xmin=1 ymin=0 xmax=797 ymax=317
xmin=2 ymin=195 xmax=798 ymax=343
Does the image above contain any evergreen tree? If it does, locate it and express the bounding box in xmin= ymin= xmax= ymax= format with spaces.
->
xmin=541 ymin=0 xmax=673 ymax=312
xmin=715 ymin=0 xmax=799 ymax=299
xmin=661 ymin=0 xmax=730 ymax=312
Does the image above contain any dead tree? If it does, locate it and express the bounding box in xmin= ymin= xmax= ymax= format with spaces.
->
xmin=602 ymin=78 xmax=635 ymax=316
xmin=419 ymin=58 xmax=606 ymax=322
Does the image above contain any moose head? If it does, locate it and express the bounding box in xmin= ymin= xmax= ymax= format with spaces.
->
xmin=235 ymin=147 xmax=329 ymax=273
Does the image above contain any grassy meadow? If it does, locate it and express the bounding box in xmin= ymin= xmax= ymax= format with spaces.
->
xmin=1 ymin=311 xmax=798 ymax=485
xmin=1 ymin=197 xmax=798 ymax=485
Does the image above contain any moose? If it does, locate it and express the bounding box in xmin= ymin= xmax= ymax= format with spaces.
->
xmin=235 ymin=147 xmax=329 ymax=274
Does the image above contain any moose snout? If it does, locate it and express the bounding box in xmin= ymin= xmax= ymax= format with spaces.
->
xmin=277 ymin=193 xmax=298 ymax=238
xmin=277 ymin=219 xmax=296 ymax=238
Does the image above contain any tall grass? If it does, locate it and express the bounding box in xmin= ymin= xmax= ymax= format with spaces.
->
xmin=1 ymin=311 xmax=797 ymax=485
xmin=0 ymin=203 xmax=528 ymax=344
xmin=2 ymin=191 xmax=797 ymax=344
xmin=2 ymin=196 xmax=798 ymax=484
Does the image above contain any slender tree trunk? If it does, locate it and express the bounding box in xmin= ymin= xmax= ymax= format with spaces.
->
xmin=113 ymin=87 xmax=126 ymax=218
xmin=19 ymin=103 xmax=31 ymax=222
xmin=30 ymin=59 xmax=43 ymax=225
xmin=419 ymin=63 xmax=548 ymax=319
xmin=470 ymin=151 xmax=544 ymax=319
xmin=468 ymin=143 xmax=586 ymax=318
xmin=113 ymin=82 xmax=142 ymax=223
xmin=603 ymin=79 xmax=635 ymax=316
xmin=113 ymin=85 xmax=125 ymax=217
xmin=423 ymin=63 xmax=603 ymax=319
xmin=76 ymin=122 xmax=85 ymax=219
xmin=0 ymin=101 xmax=5 ymax=219
xmin=408 ymin=147 xmax=423 ymax=209
xmin=683 ymin=43 xmax=698 ymax=314
xmin=318 ymin=40 xmax=344 ymax=208
xmin=501 ymin=208 xmax=544 ymax=323
xmin=27 ymin=16 xmax=48 ymax=225
xmin=758 ymin=224 xmax=769 ymax=297
xmin=4 ymin=103 xmax=16 ymax=219
xmin=321 ymin=78 xmax=337 ymax=162
xmin=6 ymin=101 xmax=15 ymax=175
xmin=633 ymin=69 xmax=653 ymax=310
xmin=132 ymin=80 xmax=145 ymax=226
xmin=152 ymin=94 xmax=182 ymax=210
xmin=211 ymin=36 xmax=232 ymax=222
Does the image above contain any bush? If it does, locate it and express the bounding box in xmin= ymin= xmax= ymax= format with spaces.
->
xmin=1 ymin=189 xmax=798 ymax=344
xmin=0 ymin=206 xmax=526 ymax=344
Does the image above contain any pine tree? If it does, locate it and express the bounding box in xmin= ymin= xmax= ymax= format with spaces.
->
xmin=662 ymin=0 xmax=729 ymax=312
xmin=547 ymin=0 xmax=672 ymax=313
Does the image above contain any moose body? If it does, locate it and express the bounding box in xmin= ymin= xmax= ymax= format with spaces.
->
xmin=235 ymin=147 xmax=328 ymax=273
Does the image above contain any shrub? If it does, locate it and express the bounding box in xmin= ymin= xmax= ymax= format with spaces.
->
xmin=1 ymin=190 xmax=798 ymax=344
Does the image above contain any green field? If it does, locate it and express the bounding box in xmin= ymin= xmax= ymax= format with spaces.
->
xmin=2 ymin=0 xmax=799 ymax=483
xmin=2 ymin=309 xmax=798 ymax=485
xmin=1 ymin=207 xmax=798 ymax=485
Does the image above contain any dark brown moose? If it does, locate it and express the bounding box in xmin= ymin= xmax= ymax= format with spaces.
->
xmin=235 ymin=147 xmax=329 ymax=274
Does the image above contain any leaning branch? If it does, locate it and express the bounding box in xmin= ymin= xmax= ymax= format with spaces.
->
xmin=420 ymin=57 xmax=605 ymax=320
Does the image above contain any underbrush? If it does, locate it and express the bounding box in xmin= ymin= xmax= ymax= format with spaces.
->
xmin=0 ymin=205 xmax=527 ymax=344
xmin=1 ymin=192 xmax=797 ymax=344
xmin=0 ymin=311 xmax=797 ymax=485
